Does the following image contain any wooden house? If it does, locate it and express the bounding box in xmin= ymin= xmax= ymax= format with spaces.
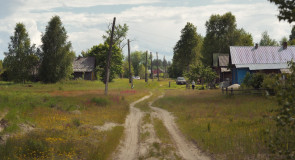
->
xmin=73 ymin=57 xmax=96 ymax=80
xmin=230 ymin=43 xmax=294 ymax=84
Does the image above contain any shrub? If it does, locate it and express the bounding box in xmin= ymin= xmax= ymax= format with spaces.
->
xmin=242 ymin=72 xmax=265 ymax=89
xmin=91 ymin=97 xmax=110 ymax=106
xmin=72 ymin=118 xmax=81 ymax=127
xmin=250 ymin=72 xmax=265 ymax=89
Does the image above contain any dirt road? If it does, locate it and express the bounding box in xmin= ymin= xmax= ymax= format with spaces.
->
xmin=113 ymin=93 xmax=210 ymax=160
xmin=113 ymin=93 xmax=152 ymax=160
xmin=151 ymin=106 xmax=210 ymax=160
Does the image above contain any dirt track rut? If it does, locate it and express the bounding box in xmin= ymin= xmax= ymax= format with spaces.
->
xmin=113 ymin=93 xmax=152 ymax=160
xmin=113 ymin=93 xmax=211 ymax=160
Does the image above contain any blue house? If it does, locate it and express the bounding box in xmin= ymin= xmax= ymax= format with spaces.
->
xmin=230 ymin=43 xmax=295 ymax=84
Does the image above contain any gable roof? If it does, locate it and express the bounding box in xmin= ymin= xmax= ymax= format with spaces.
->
xmin=213 ymin=53 xmax=228 ymax=67
xmin=230 ymin=46 xmax=295 ymax=65
xmin=73 ymin=57 xmax=95 ymax=72
xmin=218 ymin=55 xmax=229 ymax=67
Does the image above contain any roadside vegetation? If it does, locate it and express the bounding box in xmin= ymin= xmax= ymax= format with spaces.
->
xmin=0 ymin=79 xmax=150 ymax=159
xmin=154 ymin=89 xmax=278 ymax=160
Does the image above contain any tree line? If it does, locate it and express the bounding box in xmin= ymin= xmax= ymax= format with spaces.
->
xmin=1 ymin=16 xmax=75 ymax=83
xmin=168 ymin=12 xmax=295 ymax=81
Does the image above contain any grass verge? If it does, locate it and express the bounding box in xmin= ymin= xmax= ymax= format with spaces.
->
xmin=154 ymin=89 xmax=277 ymax=160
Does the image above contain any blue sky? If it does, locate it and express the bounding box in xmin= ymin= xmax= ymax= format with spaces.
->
xmin=0 ymin=0 xmax=293 ymax=61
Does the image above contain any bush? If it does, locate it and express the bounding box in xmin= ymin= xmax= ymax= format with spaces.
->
xmin=91 ymin=97 xmax=110 ymax=106
xmin=242 ymin=72 xmax=265 ymax=89
xmin=251 ymin=73 xmax=265 ymax=89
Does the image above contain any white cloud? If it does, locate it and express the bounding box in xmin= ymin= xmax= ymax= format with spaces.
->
xmin=0 ymin=0 xmax=293 ymax=61
xmin=212 ymin=0 xmax=232 ymax=3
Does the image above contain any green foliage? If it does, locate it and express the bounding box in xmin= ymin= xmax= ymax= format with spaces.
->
xmin=170 ymin=22 xmax=203 ymax=78
xmin=202 ymin=12 xmax=253 ymax=66
xmin=122 ymin=58 xmax=134 ymax=78
xmin=270 ymin=61 xmax=295 ymax=159
xmin=259 ymin=31 xmax=279 ymax=46
xmin=83 ymin=43 xmax=123 ymax=83
xmin=3 ymin=23 xmax=39 ymax=83
xmin=242 ymin=72 xmax=265 ymax=89
xmin=91 ymin=97 xmax=110 ymax=106
xmin=103 ymin=23 xmax=129 ymax=50
xmin=242 ymin=72 xmax=252 ymax=88
xmin=185 ymin=64 xmax=217 ymax=87
xmin=268 ymin=0 xmax=295 ymax=23
xmin=39 ymin=16 xmax=75 ymax=83
xmin=130 ymin=51 xmax=147 ymax=76
xmin=0 ymin=60 xmax=4 ymax=80
xmin=72 ymin=118 xmax=81 ymax=127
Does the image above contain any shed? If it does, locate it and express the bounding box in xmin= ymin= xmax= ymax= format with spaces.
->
xmin=230 ymin=44 xmax=295 ymax=84
xmin=213 ymin=53 xmax=231 ymax=83
xmin=73 ymin=57 xmax=96 ymax=80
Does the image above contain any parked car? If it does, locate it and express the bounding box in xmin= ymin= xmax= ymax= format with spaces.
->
xmin=133 ymin=76 xmax=140 ymax=80
xmin=176 ymin=77 xmax=186 ymax=85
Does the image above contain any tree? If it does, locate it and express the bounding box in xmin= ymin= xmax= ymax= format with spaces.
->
xmin=184 ymin=64 xmax=217 ymax=87
xmin=202 ymin=12 xmax=253 ymax=66
xmin=0 ymin=60 xmax=4 ymax=80
xmin=83 ymin=43 xmax=123 ymax=83
xmin=268 ymin=61 xmax=295 ymax=159
xmin=268 ymin=0 xmax=295 ymax=23
xmin=103 ymin=23 xmax=129 ymax=50
xmin=170 ymin=22 xmax=203 ymax=78
xmin=122 ymin=58 xmax=134 ymax=78
xmin=39 ymin=16 xmax=75 ymax=83
xmin=259 ymin=31 xmax=279 ymax=46
xmin=130 ymin=51 xmax=146 ymax=76
xmin=3 ymin=23 xmax=39 ymax=83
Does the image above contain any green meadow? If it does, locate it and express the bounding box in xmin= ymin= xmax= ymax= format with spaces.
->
xmin=0 ymin=79 xmax=278 ymax=159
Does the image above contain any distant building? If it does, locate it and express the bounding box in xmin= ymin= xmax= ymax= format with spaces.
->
xmin=230 ymin=43 xmax=295 ymax=84
xmin=213 ymin=53 xmax=231 ymax=83
xmin=73 ymin=57 xmax=96 ymax=80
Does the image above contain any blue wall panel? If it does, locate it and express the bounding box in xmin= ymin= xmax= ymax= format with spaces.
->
xmin=237 ymin=68 xmax=250 ymax=84
xmin=232 ymin=67 xmax=250 ymax=84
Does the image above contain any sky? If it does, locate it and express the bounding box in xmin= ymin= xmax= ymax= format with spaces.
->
xmin=0 ymin=0 xmax=293 ymax=61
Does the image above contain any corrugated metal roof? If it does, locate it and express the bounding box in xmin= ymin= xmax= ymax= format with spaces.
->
xmin=73 ymin=57 xmax=95 ymax=72
xmin=218 ymin=55 xmax=229 ymax=67
xmin=236 ymin=63 xmax=288 ymax=70
xmin=213 ymin=53 xmax=227 ymax=67
xmin=230 ymin=46 xmax=295 ymax=65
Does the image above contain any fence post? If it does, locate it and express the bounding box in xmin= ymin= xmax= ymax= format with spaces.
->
xmin=231 ymin=88 xmax=233 ymax=95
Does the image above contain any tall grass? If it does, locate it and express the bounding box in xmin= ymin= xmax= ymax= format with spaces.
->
xmin=154 ymin=90 xmax=277 ymax=160
xmin=0 ymin=79 xmax=150 ymax=159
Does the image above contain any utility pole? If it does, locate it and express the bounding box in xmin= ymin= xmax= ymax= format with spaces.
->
xmin=105 ymin=17 xmax=116 ymax=95
xmin=128 ymin=39 xmax=133 ymax=88
xmin=156 ymin=52 xmax=159 ymax=81
xmin=163 ymin=56 xmax=166 ymax=79
xmin=150 ymin=52 xmax=153 ymax=81
xmin=145 ymin=51 xmax=148 ymax=83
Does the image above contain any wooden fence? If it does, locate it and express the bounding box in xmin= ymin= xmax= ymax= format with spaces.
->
xmin=221 ymin=87 xmax=275 ymax=95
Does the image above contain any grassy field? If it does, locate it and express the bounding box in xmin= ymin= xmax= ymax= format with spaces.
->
xmin=0 ymin=79 xmax=156 ymax=160
xmin=0 ymin=78 xmax=278 ymax=159
xmin=154 ymin=89 xmax=278 ymax=160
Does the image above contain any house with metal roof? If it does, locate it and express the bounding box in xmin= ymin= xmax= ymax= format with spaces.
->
xmin=230 ymin=43 xmax=295 ymax=84
xmin=72 ymin=57 xmax=96 ymax=80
